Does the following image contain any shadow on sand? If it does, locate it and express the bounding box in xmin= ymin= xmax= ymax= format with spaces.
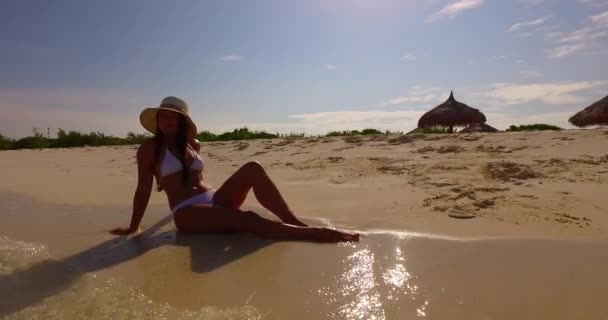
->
xmin=0 ymin=214 xmax=275 ymax=317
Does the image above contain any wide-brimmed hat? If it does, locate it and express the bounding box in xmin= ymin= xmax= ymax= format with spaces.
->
xmin=139 ymin=96 xmax=197 ymax=139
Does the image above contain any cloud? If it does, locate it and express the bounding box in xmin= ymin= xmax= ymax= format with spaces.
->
xmin=384 ymin=86 xmax=446 ymax=106
xmin=556 ymin=27 xmax=608 ymax=44
xmin=507 ymin=17 xmax=559 ymax=39
xmin=545 ymin=10 xmax=608 ymax=58
xmin=425 ymin=0 xmax=484 ymax=23
xmin=207 ymin=110 xmax=426 ymax=135
xmin=326 ymin=64 xmax=337 ymax=70
xmin=506 ymin=16 xmax=549 ymax=33
xmin=490 ymin=54 xmax=510 ymax=61
xmin=219 ymin=54 xmax=244 ymax=62
xmin=485 ymin=111 xmax=576 ymax=129
xmin=484 ymin=81 xmax=606 ymax=105
xmin=400 ymin=53 xmax=417 ymax=61
xmin=590 ymin=10 xmax=608 ymax=27
xmin=546 ymin=43 xmax=586 ymax=58
xmin=384 ymin=81 xmax=604 ymax=113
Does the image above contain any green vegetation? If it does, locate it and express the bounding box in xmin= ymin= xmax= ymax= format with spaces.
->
xmin=0 ymin=127 xmax=405 ymax=151
xmin=326 ymin=129 xmax=399 ymax=137
xmin=0 ymin=123 xmax=573 ymax=151
xmin=198 ymin=127 xmax=279 ymax=141
xmin=505 ymin=124 xmax=562 ymax=132
xmin=0 ymin=128 xmax=150 ymax=150
xmin=0 ymin=133 xmax=16 ymax=150
xmin=407 ymin=127 xmax=452 ymax=134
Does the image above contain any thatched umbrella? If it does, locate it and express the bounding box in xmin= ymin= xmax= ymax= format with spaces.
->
xmin=417 ymin=91 xmax=486 ymax=133
xmin=569 ymin=94 xmax=608 ymax=127
xmin=459 ymin=123 xmax=498 ymax=133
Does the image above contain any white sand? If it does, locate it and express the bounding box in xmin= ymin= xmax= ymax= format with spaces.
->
xmin=1 ymin=129 xmax=607 ymax=239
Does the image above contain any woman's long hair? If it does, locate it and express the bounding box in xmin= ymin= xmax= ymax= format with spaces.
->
xmin=154 ymin=111 xmax=189 ymax=191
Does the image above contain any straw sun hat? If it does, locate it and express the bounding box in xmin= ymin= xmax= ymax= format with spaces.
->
xmin=139 ymin=96 xmax=198 ymax=139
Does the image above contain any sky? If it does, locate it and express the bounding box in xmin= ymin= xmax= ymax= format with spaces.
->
xmin=1 ymin=0 xmax=607 ymax=138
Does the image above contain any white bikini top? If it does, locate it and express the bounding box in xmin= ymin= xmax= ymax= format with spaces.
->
xmin=160 ymin=145 xmax=204 ymax=177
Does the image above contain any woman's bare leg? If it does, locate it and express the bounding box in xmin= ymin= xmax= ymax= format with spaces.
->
xmin=174 ymin=205 xmax=358 ymax=243
xmin=213 ymin=161 xmax=308 ymax=226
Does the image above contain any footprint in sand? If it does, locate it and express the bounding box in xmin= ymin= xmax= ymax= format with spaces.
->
xmin=377 ymin=166 xmax=408 ymax=175
xmin=430 ymin=164 xmax=468 ymax=171
xmin=332 ymin=146 xmax=355 ymax=152
xmin=304 ymin=138 xmax=320 ymax=144
xmin=342 ymin=136 xmax=364 ymax=144
xmin=459 ymin=135 xmax=482 ymax=141
xmin=367 ymin=157 xmax=391 ymax=162
xmin=291 ymin=149 xmax=312 ymax=155
xmin=327 ymin=156 xmax=345 ymax=163
xmin=416 ymin=146 xmax=435 ymax=153
xmin=388 ymin=135 xmax=419 ymax=145
xmin=367 ymin=135 xmax=387 ymax=142
xmin=436 ymin=145 xmax=465 ymax=153
xmin=423 ymin=135 xmax=442 ymax=141
xmin=448 ymin=207 xmax=476 ymax=219
xmin=235 ymin=142 xmax=249 ymax=151
xmin=483 ymin=161 xmax=543 ymax=182
xmin=251 ymin=151 xmax=268 ymax=156
xmin=476 ymin=145 xmax=507 ymax=153
xmin=264 ymin=140 xmax=293 ymax=150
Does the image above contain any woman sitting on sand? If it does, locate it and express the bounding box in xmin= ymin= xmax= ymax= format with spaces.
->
xmin=110 ymin=96 xmax=359 ymax=242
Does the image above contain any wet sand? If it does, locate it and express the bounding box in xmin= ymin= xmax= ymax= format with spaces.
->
xmin=1 ymin=193 xmax=607 ymax=319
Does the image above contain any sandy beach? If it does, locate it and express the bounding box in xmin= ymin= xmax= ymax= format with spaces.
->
xmin=1 ymin=129 xmax=608 ymax=319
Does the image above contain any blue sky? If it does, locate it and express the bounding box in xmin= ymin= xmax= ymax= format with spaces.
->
xmin=1 ymin=0 xmax=607 ymax=138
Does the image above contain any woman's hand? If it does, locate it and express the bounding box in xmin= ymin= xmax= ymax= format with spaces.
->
xmin=112 ymin=141 xmax=155 ymax=237
xmin=109 ymin=227 xmax=140 ymax=235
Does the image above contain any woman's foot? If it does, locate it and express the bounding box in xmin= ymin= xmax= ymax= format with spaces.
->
xmin=315 ymin=228 xmax=360 ymax=243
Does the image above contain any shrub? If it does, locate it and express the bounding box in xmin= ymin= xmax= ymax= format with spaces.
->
xmin=326 ymin=129 xmax=385 ymax=137
xmin=0 ymin=133 xmax=15 ymax=150
xmin=506 ymin=124 xmax=562 ymax=132
xmin=408 ymin=127 xmax=452 ymax=134
xmin=215 ymin=127 xmax=278 ymax=141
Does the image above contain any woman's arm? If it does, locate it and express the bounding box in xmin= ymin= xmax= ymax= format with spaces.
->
xmin=189 ymin=138 xmax=201 ymax=153
xmin=110 ymin=140 xmax=155 ymax=235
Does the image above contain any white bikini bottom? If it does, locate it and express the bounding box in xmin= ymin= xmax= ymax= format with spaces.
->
xmin=171 ymin=189 xmax=216 ymax=215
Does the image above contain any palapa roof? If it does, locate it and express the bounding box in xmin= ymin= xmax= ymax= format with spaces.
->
xmin=417 ymin=91 xmax=486 ymax=128
xmin=459 ymin=123 xmax=499 ymax=133
xmin=569 ymin=94 xmax=608 ymax=127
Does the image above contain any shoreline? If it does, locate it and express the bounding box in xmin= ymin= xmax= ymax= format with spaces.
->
xmin=1 ymin=190 xmax=606 ymax=243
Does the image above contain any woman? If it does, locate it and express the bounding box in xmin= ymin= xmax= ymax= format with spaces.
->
xmin=110 ymin=96 xmax=359 ymax=242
